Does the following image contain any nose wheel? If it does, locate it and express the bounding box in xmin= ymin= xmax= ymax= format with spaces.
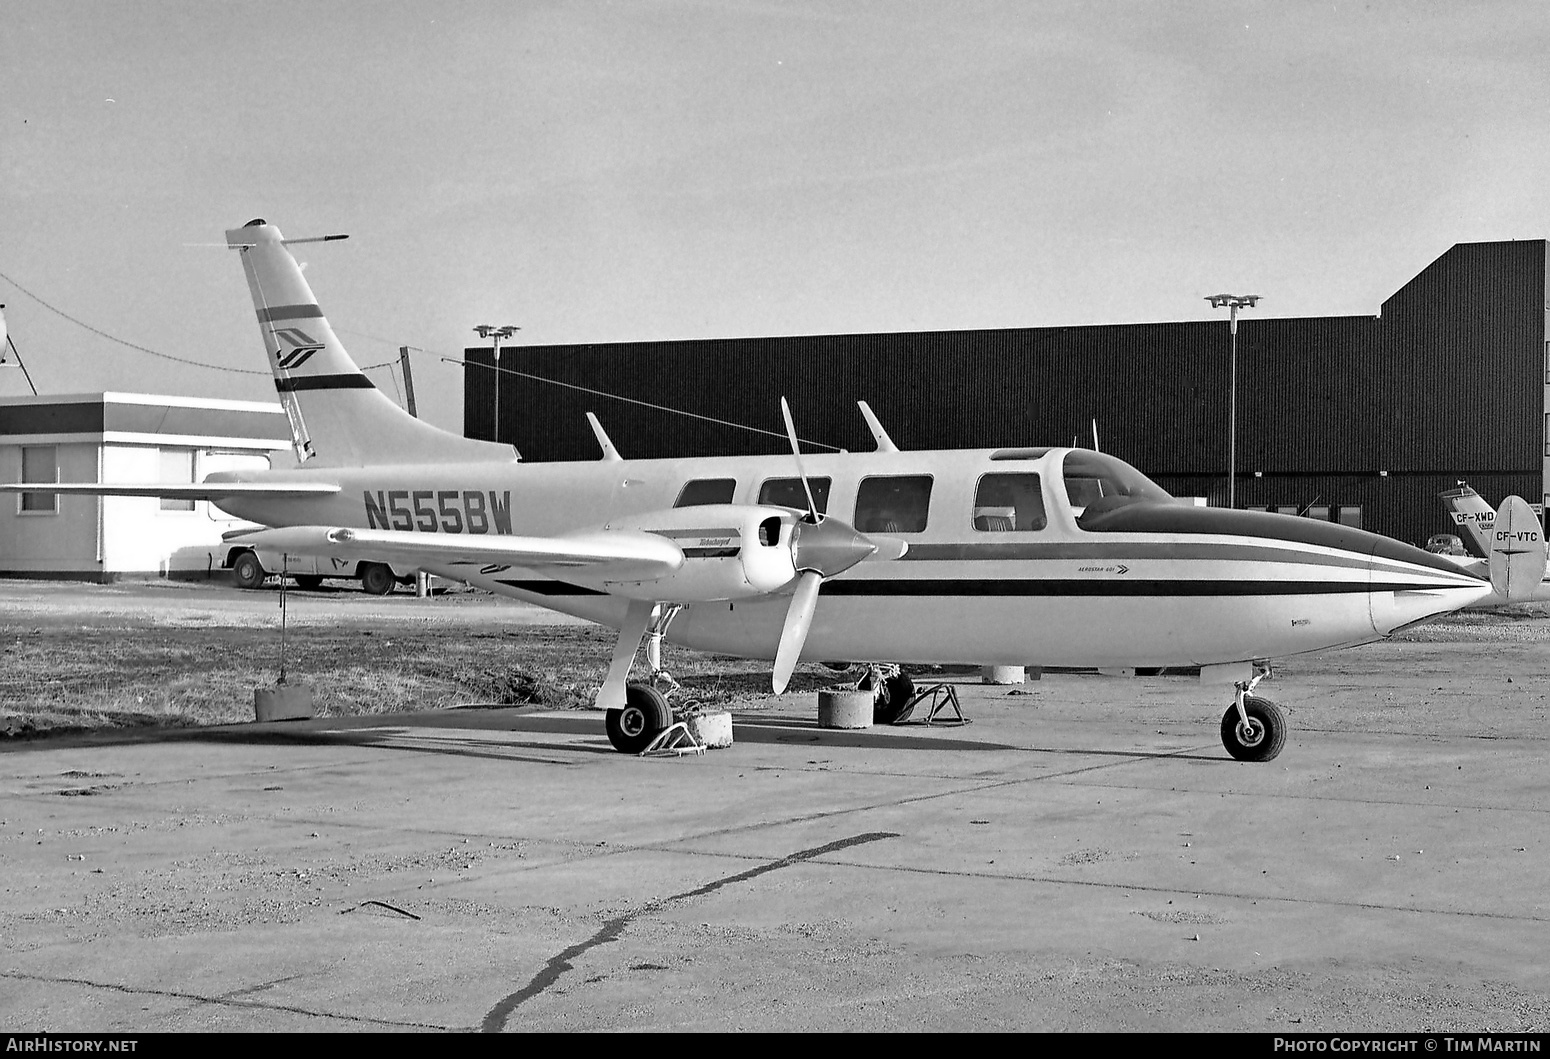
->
xmin=1220 ymin=666 xmax=1286 ymax=762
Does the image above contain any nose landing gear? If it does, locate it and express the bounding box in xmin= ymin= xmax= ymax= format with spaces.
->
xmin=1220 ymin=665 xmax=1286 ymax=762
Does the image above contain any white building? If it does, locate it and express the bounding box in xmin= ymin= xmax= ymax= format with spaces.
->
xmin=0 ymin=392 xmax=289 ymax=580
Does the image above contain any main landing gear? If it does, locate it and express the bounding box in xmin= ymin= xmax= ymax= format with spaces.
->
xmin=858 ymin=664 xmax=917 ymax=725
xmin=1220 ymin=665 xmax=1287 ymax=762
xmin=597 ymin=601 xmax=686 ymax=754
xmin=605 ymin=683 xmax=674 ymax=755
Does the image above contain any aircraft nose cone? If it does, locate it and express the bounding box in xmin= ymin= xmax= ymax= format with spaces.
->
xmin=792 ymin=518 xmax=877 ymax=578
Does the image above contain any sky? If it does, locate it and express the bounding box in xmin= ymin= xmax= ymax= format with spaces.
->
xmin=3 ymin=0 xmax=1548 ymax=437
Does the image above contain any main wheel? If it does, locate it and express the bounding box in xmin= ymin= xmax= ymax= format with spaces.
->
xmin=231 ymin=551 xmax=266 ymax=590
xmin=1221 ymin=695 xmax=1287 ymax=762
xmin=293 ymin=575 xmax=324 ymax=591
xmin=359 ymin=562 xmax=396 ymax=596
xmin=872 ymin=672 xmax=918 ymax=725
xmin=605 ymin=683 xmax=674 ymax=754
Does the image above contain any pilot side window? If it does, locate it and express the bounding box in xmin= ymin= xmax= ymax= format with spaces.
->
xmin=973 ymin=473 xmax=1046 ymax=531
xmin=854 ymin=475 xmax=932 ymax=533
xmin=758 ymin=476 xmax=830 ymax=516
xmin=674 ymin=478 xmax=736 ymax=507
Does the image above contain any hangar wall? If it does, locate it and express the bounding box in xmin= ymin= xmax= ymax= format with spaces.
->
xmin=466 ymin=239 xmax=1549 ymax=547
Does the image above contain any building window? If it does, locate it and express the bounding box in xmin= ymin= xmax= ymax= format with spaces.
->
xmin=1337 ymin=506 xmax=1363 ymax=529
xmin=1304 ymin=505 xmax=1331 ymax=521
xmin=972 ymin=473 xmax=1047 ymax=531
xmin=854 ymin=475 xmax=933 ymax=533
xmin=19 ymin=445 xmax=57 ymax=514
xmin=674 ymin=478 xmax=736 ymax=507
xmin=159 ymin=448 xmax=196 ymax=511
xmin=758 ymin=476 xmax=830 ymax=516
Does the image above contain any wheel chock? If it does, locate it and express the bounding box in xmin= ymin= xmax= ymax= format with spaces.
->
xmin=640 ymin=720 xmax=706 ymax=757
xmin=905 ymin=683 xmax=969 ymax=727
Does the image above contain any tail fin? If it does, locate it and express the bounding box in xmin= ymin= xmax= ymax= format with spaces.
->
xmin=225 ymin=219 xmax=515 ymax=468
xmin=1488 ymin=496 xmax=1547 ymax=602
xmin=1438 ymin=482 xmax=1494 ymax=558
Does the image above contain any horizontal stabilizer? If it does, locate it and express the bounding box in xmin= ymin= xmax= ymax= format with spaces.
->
xmin=0 ymin=481 xmax=341 ymax=500
xmin=241 ymin=525 xmax=684 ymax=581
xmin=1488 ymin=496 xmax=1546 ymax=602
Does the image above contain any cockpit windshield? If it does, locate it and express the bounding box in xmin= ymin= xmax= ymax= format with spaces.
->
xmin=1062 ymin=450 xmax=1173 ymax=525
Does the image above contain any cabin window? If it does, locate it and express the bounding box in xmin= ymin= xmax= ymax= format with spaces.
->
xmin=674 ymin=478 xmax=736 ymax=507
xmin=19 ymin=445 xmax=57 ymax=514
xmin=972 ymin=473 xmax=1047 ymax=531
xmin=854 ymin=475 xmax=932 ymax=533
xmin=758 ymin=476 xmax=830 ymax=516
xmin=159 ymin=448 xmax=196 ymax=512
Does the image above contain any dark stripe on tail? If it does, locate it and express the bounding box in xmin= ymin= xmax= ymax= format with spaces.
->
xmin=275 ymin=374 xmax=376 ymax=392
xmin=256 ymin=304 xmax=325 ymax=322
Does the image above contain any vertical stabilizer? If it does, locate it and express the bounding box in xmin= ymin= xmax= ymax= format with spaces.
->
xmin=1438 ymin=482 xmax=1494 ymax=558
xmin=1488 ymin=496 xmax=1547 ymax=601
xmin=225 ymin=219 xmax=516 ymax=468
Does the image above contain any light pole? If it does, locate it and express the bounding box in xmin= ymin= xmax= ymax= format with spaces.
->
xmin=1205 ymin=294 xmax=1260 ymax=509
xmin=473 ymin=325 xmax=519 ymax=444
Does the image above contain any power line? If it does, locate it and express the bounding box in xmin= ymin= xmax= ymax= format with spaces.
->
xmin=0 ymin=266 xmax=398 ymax=376
xmin=442 ymin=353 xmax=844 ymax=451
xmin=0 ymin=267 xmax=836 ymax=449
xmin=0 ymin=265 xmax=270 ymax=376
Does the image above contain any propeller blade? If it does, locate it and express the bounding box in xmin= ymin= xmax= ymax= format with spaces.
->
xmin=780 ymin=397 xmax=819 ymax=523
xmin=772 ymin=569 xmax=822 ymax=693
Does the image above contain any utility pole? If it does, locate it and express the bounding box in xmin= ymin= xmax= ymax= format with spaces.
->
xmin=473 ymin=325 xmax=519 ymax=444
xmin=1205 ymin=294 xmax=1261 ymax=509
xmin=0 ymin=305 xmax=39 ymax=396
xmin=397 ymin=346 xmax=418 ymax=418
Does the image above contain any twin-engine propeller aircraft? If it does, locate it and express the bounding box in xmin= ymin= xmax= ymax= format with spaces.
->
xmin=5 ymin=219 xmax=1545 ymax=761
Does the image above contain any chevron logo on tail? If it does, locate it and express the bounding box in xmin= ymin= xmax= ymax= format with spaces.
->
xmin=273 ymin=327 xmax=325 ymax=369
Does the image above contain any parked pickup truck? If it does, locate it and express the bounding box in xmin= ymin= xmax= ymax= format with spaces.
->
xmin=221 ymin=533 xmax=419 ymax=595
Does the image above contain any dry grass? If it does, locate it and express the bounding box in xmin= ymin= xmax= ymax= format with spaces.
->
xmin=0 ymin=616 xmax=847 ymax=737
xmin=5 ymin=583 xmax=1546 ymax=739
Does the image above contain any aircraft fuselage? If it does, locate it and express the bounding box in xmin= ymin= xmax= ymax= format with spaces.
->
xmin=209 ymin=445 xmax=1491 ymax=670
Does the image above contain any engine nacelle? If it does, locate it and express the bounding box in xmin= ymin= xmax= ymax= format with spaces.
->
xmin=570 ymin=504 xmax=802 ymax=603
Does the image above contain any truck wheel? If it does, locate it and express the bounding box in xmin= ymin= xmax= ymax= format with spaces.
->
xmin=359 ymin=563 xmax=396 ymax=596
xmin=232 ymin=551 xmax=266 ymax=590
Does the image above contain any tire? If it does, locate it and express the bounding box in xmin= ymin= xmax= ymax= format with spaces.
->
xmin=865 ymin=671 xmax=917 ymax=725
xmin=605 ymin=683 xmax=673 ymax=754
xmin=293 ymin=575 xmax=324 ymax=591
xmin=1221 ymin=695 xmax=1287 ymax=762
xmin=231 ymin=551 xmax=266 ymax=590
xmin=359 ymin=563 xmax=396 ymax=596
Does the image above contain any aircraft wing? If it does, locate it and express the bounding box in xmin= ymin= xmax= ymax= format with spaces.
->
xmin=0 ymin=482 xmax=341 ymax=500
xmin=240 ymin=525 xmax=684 ymax=580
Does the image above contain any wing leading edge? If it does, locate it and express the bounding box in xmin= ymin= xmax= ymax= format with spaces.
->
xmin=240 ymin=525 xmax=685 ymax=582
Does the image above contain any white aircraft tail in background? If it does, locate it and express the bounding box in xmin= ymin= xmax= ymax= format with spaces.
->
xmin=1438 ymin=482 xmax=1496 ymax=557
